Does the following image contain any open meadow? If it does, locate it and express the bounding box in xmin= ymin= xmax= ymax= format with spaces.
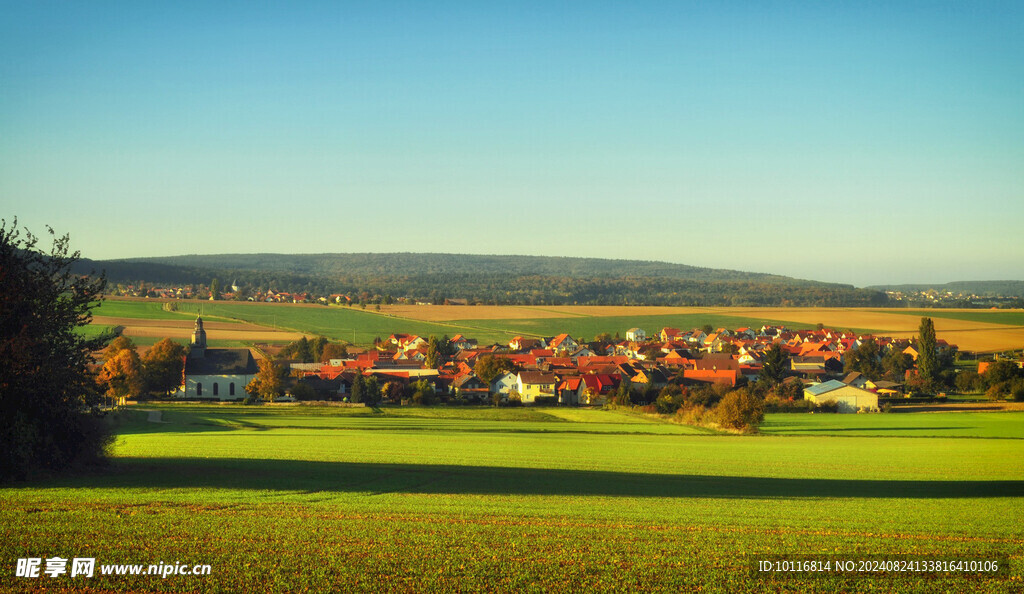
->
xmin=93 ymin=299 xmax=1024 ymax=352
xmin=2 ymin=406 xmax=1022 ymax=592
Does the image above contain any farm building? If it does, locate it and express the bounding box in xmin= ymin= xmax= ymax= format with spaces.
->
xmin=803 ymin=380 xmax=879 ymax=413
xmin=180 ymin=316 xmax=259 ymax=400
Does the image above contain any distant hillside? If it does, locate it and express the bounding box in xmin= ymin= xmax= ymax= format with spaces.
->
xmin=868 ymin=281 xmax=1024 ymax=299
xmin=75 ymin=253 xmax=889 ymax=307
xmin=119 ymin=253 xmax=811 ymax=284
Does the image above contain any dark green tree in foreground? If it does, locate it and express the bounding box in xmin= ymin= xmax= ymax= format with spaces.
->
xmin=0 ymin=221 xmax=112 ymax=480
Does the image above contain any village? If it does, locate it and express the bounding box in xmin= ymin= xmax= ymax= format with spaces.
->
xmin=177 ymin=316 xmax=984 ymax=414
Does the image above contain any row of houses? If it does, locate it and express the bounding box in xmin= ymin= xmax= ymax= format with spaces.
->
xmin=179 ymin=318 xmax=952 ymax=412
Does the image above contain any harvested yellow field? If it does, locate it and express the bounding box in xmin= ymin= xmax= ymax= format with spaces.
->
xmin=709 ymin=308 xmax=1001 ymax=332
xmin=714 ymin=308 xmax=1024 ymax=352
xmin=882 ymin=328 xmax=1024 ymax=353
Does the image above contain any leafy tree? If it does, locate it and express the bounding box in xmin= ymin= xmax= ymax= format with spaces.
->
xmin=142 ymin=338 xmax=187 ymax=396
xmin=411 ymin=379 xmax=436 ymax=405
xmin=771 ymin=379 xmax=804 ymax=401
xmin=290 ymin=382 xmax=317 ymax=401
xmin=844 ymin=339 xmax=882 ymax=380
xmin=0 ymin=221 xmax=111 ymax=480
xmin=955 ymin=370 xmax=982 ymax=394
xmin=917 ymin=317 xmax=939 ymax=385
xmin=102 ymin=335 xmax=137 ymax=362
xmin=425 ymin=336 xmax=443 ymax=369
xmin=701 ymin=324 xmax=714 ymax=334
xmin=612 ymin=377 xmax=633 ymax=406
xmin=474 ymin=355 xmax=515 ymax=385
xmin=760 ymin=343 xmax=789 ymax=384
xmin=320 ymin=342 xmax=348 ymax=362
xmin=983 ymin=359 xmax=1022 ymax=388
xmin=246 ymin=358 xmax=287 ymax=402
xmin=714 ymin=388 xmax=764 ymax=432
xmin=209 ymin=278 xmax=220 ymax=300
xmin=98 ymin=348 xmax=144 ymax=404
xmin=310 ymin=336 xmax=328 ymax=362
xmin=381 ymin=381 xmax=405 ymax=403
xmin=655 ymin=384 xmax=685 ymax=414
xmin=882 ymin=347 xmax=914 ymax=382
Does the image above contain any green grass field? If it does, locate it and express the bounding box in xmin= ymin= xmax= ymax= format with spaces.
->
xmin=93 ymin=300 xmax=198 ymax=320
xmin=2 ymin=406 xmax=1021 ymax=592
xmin=105 ymin=301 xmax=822 ymax=347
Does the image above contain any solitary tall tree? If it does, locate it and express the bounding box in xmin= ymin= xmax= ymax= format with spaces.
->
xmin=917 ymin=317 xmax=939 ymax=386
xmin=0 ymin=221 xmax=111 ymax=480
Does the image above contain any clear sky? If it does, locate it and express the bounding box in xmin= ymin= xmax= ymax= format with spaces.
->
xmin=2 ymin=1 xmax=1022 ymax=287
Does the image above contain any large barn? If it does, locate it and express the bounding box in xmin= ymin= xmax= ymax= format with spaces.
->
xmin=180 ymin=316 xmax=259 ymax=400
xmin=803 ymin=380 xmax=879 ymax=413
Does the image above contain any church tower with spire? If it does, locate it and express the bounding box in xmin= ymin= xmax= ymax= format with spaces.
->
xmin=191 ymin=315 xmax=207 ymax=358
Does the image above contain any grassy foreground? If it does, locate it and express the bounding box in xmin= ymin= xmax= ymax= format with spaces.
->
xmin=3 ymin=407 xmax=1022 ymax=592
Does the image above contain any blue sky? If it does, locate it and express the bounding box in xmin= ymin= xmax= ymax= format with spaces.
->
xmin=2 ymin=1 xmax=1022 ymax=286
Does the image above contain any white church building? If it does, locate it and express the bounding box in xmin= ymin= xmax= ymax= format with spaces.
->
xmin=181 ymin=316 xmax=259 ymax=400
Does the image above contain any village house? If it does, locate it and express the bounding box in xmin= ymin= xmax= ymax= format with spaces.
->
xmin=490 ymin=371 xmax=519 ymax=398
xmin=516 ymin=371 xmax=558 ymax=403
xmin=625 ymin=328 xmax=646 ymax=342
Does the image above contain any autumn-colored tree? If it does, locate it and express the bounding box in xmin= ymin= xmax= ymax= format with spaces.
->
xmin=99 ymin=345 xmax=144 ymax=403
xmin=142 ymin=338 xmax=186 ymax=396
xmin=102 ymin=335 xmax=137 ymax=362
xmin=246 ymin=358 xmax=287 ymax=402
xmin=714 ymin=388 xmax=764 ymax=432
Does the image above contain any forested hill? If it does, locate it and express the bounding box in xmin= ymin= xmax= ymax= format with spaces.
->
xmin=75 ymin=253 xmax=890 ymax=307
xmin=113 ymin=253 xmax=806 ymax=283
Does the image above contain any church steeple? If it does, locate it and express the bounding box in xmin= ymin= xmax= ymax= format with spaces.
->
xmin=191 ymin=315 xmax=207 ymax=357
